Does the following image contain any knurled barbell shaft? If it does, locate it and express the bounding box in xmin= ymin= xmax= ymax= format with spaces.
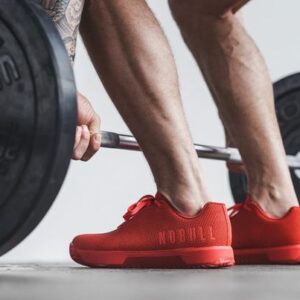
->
xmin=100 ymin=131 xmax=300 ymax=169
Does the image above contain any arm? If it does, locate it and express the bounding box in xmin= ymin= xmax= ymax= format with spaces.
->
xmin=38 ymin=0 xmax=101 ymax=161
xmin=38 ymin=0 xmax=85 ymax=61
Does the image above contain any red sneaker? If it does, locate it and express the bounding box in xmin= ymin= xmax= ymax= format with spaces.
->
xmin=70 ymin=194 xmax=234 ymax=268
xmin=229 ymin=196 xmax=300 ymax=264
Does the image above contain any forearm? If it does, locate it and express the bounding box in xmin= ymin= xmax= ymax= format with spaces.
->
xmin=38 ymin=0 xmax=85 ymax=62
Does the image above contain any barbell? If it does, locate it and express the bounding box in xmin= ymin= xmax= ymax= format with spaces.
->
xmin=1 ymin=0 xmax=300 ymax=257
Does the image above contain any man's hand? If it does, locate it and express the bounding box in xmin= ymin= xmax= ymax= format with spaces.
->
xmin=73 ymin=92 xmax=101 ymax=161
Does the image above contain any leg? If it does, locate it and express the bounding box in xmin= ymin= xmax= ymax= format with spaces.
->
xmin=169 ymin=0 xmax=298 ymax=216
xmin=80 ymin=0 xmax=210 ymax=215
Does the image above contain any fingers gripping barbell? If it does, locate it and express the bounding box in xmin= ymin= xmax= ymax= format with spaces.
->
xmin=1 ymin=0 xmax=300 ymax=256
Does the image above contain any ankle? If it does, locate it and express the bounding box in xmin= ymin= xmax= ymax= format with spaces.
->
xmin=158 ymin=185 xmax=209 ymax=216
xmin=153 ymin=154 xmax=210 ymax=216
xmin=249 ymin=184 xmax=299 ymax=217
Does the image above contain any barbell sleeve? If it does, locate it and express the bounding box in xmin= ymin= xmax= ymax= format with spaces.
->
xmin=100 ymin=131 xmax=300 ymax=169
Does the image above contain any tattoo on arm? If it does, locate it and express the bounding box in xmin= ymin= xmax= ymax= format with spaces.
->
xmin=38 ymin=0 xmax=85 ymax=62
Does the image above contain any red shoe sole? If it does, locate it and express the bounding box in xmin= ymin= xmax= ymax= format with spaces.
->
xmin=234 ymin=244 xmax=300 ymax=264
xmin=70 ymin=244 xmax=235 ymax=268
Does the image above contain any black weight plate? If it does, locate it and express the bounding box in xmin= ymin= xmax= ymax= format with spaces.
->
xmin=229 ymin=73 xmax=300 ymax=204
xmin=0 ymin=0 xmax=77 ymax=256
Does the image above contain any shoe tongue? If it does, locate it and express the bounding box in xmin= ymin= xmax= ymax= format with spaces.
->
xmin=155 ymin=192 xmax=168 ymax=204
xmin=245 ymin=194 xmax=252 ymax=204
xmin=244 ymin=195 xmax=266 ymax=212
xmin=245 ymin=194 xmax=262 ymax=210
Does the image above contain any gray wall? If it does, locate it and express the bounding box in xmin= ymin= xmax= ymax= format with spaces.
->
xmin=2 ymin=0 xmax=300 ymax=262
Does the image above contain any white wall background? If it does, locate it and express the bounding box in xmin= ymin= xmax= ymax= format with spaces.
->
xmin=2 ymin=0 xmax=300 ymax=262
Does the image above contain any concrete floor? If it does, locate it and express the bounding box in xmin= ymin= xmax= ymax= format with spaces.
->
xmin=0 ymin=264 xmax=300 ymax=300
